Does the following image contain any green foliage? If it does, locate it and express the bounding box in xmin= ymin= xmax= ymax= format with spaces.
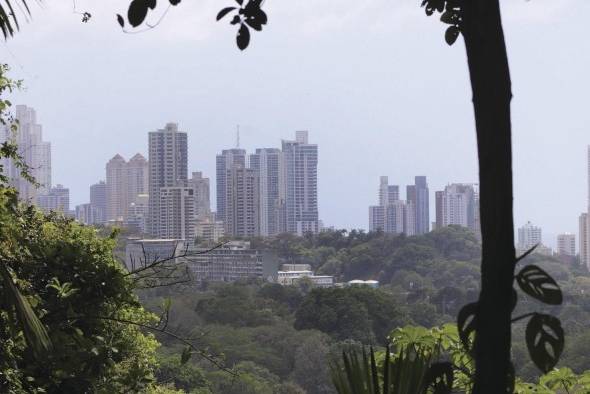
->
xmin=294 ymin=287 xmax=410 ymax=343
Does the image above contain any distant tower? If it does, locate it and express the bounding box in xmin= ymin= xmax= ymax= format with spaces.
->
xmin=282 ymin=131 xmax=319 ymax=235
xmin=517 ymin=221 xmax=542 ymax=251
xmin=106 ymin=154 xmax=128 ymax=222
xmin=225 ymin=166 xmax=259 ymax=237
xmin=250 ymin=148 xmax=285 ymax=236
xmin=0 ymin=105 xmax=52 ymax=202
xmin=216 ymin=148 xmax=246 ymax=228
xmin=90 ymin=181 xmax=107 ymax=224
xmin=148 ymin=123 xmax=188 ymax=236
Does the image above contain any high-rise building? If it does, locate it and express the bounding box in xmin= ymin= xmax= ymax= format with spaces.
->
xmin=106 ymin=153 xmax=149 ymax=223
xmin=75 ymin=203 xmax=102 ymax=225
xmin=225 ymin=166 xmax=259 ymax=237
xmin=250 ymin=148 xmax=286 ymax=236
xmin=158 ymin=186 xmax=195 ymax=240
xmin=148 ymin=123 xmax=188 ymax=236
xmin=196 ymin=214 xmax=225 ymax=243
xmin=580 ymin=213 xmax=589 ymax=269
xmin=282 ymin=131 xmax=319 ymax=235
xmin=0 ymin=105 xmax=51 ymax=202
xmin=414 ymin=176 xmax=430 ymax=234
xmin=90 ymin=181 xmax=107 ymax=224
xmin=517 ymin=221 xmax=542 ymax=251
xmin=37 ymin=184 xmax=69 ymax=214
xmin=216 ymin=148 xmax=246 ymax=227
xmin=106 ymin=154 xmax=128 ymax=222
xmin=127 ymin=153 xmax=149 ymax=205
xmin=557 ymin=233 xmax=576 ymax=257
xmin=435 ymin=183 xmax=480 ymax=235
xmin=126 ymin=194 xmax=149 ymax=233
xmin=368 ymin=177 xmax=414 ymax=235
xmin=188 ymin=171 xmax=211 ymax=219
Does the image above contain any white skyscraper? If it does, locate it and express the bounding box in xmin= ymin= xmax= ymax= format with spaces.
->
xmin=158 ymin=186 xmax=195 ymax=240
xmin=517 ymin=221 xmax=542 ymax=251
xmin=0 ymin=105 xmax=51 ymax=202
xmin=557 ymin=233 xmax=576 ymax=257
xmin=188 ymin=171 xmax=211 ymax=219
xmin=368 ymin=177 xmax=414 ymax=235
xmin=37 ymin=184 xmax=69 ymax=214
xmin=106 ymin=153 xmax=149 ymax=223
xmin=216 ymin=148 xmax=246 ymax=228
xmin=282 ymin=131 xmax=319 ymax=235
xmin=435 ymin=183 xmax=480 ymax=235
xmin=148 ymin=123 xmax=188 ymax=236
xmin=225 ymin=166 xmax=259 ymax=237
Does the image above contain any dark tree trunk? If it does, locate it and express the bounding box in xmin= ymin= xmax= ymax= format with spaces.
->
xmin=461 ymin=0 xmax=516 ymax=392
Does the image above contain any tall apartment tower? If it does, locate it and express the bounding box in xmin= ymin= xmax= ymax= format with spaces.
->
xmin=580 ymin=213 xmax=589 ymax=267
xmin=368 ymin=177 xmax=414 ymax=235
xmin=250 ymin=148 xmax=286 ymax=236
xmin=106 ymin=154 xmax=128 ymax=222
xmin=37 ymin=184 xmax=69 ymax=214
xmin=557 ymin=233 xmax=576 ymax=257
xmin=282 ymin=131 xmax=319 ymax=235
xmin=188 ymin=171 xmax=211 ymax=219
xmin=0 ymin=105 xmax=52 ymax=202
xmin=406 ymin=176 xmax=429 ymax=234
xmin=148 ymin=123 xmax=188 ymax=236
xmin=90 ymin=180 xmax=107 ymax=224
xmin=579 ymin=147 xmax=590 ymax=268
xmin=225 ymin=166 xmax=259 ymax=237
xmin=216 ymin=148 xmax=247 ymax=226
xmin=435 ymin=183 xmax=480 ymax=235
xmin=127 ymin=153 xmax=149 ymax=205
xmin=517 ymin=221 xmax=542 ymax=251
xmin=158 ymin=186 xmax=195 ymax=240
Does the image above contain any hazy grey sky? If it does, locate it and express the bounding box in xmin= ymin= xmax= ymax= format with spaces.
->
xmin=2 ymin=0 xmax=589 ymax=244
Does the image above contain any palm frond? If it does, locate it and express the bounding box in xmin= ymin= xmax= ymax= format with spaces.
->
xmin=0 ymin=263 xmax=52 ymax=357
xmin=0 ymin=0 xmax=32 ymax=39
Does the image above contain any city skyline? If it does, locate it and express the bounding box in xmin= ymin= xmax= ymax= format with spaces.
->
xmin=3 ymin=0 xmax=589 ymax=247
xmin=3 ymin=106 xmax=588 ymax=249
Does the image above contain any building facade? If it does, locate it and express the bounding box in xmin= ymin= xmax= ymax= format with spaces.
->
xmin=158 ymin=186 xmax=195 ymax=240
xmin=184 ymin=241 xmax=278 ymax=283
xmin=557 ymin=233 xmax=576 ymax=257
xmin=37 ymin=184 xmax=69 ymax=213
xmin=282 ymin=131 xmax=319 ymax=235
xmin=435 ymin=183 xmax=480 ymax=236
xmin=250 ymin=148 xmax=286 ymax=236
xmin=90 ymin=181 xmax=107 ymax=224
xmin=517 ymin=221 xmax=543 ymax=251
xmin=148 ymin=123 xmax=188 ymax=236
xmin=0 ymin=105 xmax=51 ymax=202
xmin=225 ymin=166 xmax=259 ymax=237
xmin=216 ymin=148 xmax=246 ymax=228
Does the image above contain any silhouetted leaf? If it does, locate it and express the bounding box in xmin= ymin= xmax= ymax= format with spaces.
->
xmin=217 ymin=7 xmax=236 ymax=21
xmin=425 ymin=362 xmax=454 ymax=393
xmin=170 ymin=0 xmax=181 ymax=5
xmin=128 ymin=0 xmax=152 ymax=27
xmin=525 ymin=314 xmax=564 ymax=373
xmin=457 ymin=302 xmax=477 ymax=353
xmin=236 ymin=23 xmax=250 ymax=50
xmin=445 ymin=26 xmax=459 ymax=45
xmin=116 ymin=14 xmax=125 ymax=28
xmin=516 ymin=265 xmax=562 ymax=305
xmin=180 ymin=346 xmax=192 ymax=365
xmin=440 ymin=11 xmax=455 ymax=24
xmin=230 ymin=15 xmax=241 ymax=25
xmin=243 ymin=0 xmax=267 ymax=31
xmin=235 ymin=0 xmax=244 ymax=4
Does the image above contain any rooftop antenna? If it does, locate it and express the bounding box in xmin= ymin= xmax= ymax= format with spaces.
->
xmin=236 ymin=125 xmax=240 ymax=148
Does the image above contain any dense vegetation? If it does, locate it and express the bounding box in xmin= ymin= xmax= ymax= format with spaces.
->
xmin=135 ymin=227 xmax=590 ymax=392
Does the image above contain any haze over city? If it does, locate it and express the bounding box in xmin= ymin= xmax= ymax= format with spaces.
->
xmin=3 ymin=0 xmax=590 ymax=241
